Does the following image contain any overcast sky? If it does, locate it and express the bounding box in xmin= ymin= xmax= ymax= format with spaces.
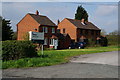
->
xmin=2 ymin=2 xmax=118 ymax=34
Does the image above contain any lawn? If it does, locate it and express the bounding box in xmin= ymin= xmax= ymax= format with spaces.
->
xmin=2 ymin=45 xmax=118 ymax=69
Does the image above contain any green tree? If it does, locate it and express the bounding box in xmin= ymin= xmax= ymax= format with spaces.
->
xmin=12 ymin=32 xmax=17 ymax=40
xmin=75 ymin=5 xmax=89 ymax=21
xmin=2 ymin=18 xmax=13 ymax=41
xmin=109 ymin=30 xmax=118 ymax=35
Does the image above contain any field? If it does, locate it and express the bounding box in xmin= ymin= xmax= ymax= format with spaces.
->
xmin=2 ymin=46 xmax=118 ymax=69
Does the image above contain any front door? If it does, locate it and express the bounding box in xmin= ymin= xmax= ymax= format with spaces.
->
xmin=54 ymin=39 xmax=58 ymax=49
xmin=50 ymin=38 xmax=58 ymax=49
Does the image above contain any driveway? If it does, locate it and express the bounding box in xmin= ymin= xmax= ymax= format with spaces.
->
xmin=70 ymin=51 xmax=119 ymax=66
xmin=3 ymin=51 xmax=119 ymax=78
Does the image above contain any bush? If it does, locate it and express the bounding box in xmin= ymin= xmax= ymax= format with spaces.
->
xmin=100 ymin=36 xmax=108 ymax=46
xmin=107 ymin=35 xmax=118 ymax=46
xmin=2 ymin=40 xmax=37 ymax=61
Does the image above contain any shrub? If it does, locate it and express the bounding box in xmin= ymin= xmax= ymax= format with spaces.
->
xmin=107 ymin=35 xmax=118 ymax=46
xmin=2 ymin=40 xmax=37 ymax=61
xmin=100 ymin=36 xmax=108 ymax=46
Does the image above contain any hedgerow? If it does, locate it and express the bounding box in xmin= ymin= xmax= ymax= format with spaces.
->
xmin=2 ymin=40 xmax=37 ymax=61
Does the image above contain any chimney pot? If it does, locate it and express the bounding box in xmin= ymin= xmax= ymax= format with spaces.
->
xmin=81 ymin=19 xmax=85 ymax=22
xmin=57 ymin=19 xmax=60 ymax=25
xmin=36 ymin=10 xmax=39 ymax=15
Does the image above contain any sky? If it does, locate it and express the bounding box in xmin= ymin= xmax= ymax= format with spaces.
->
xmin=1 ymin=2 xmax=118 ymax=34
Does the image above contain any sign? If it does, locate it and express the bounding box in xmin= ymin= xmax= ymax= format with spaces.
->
xmin=29 ymin=31 xmax=44 ymax=40
xmin=31 ymin=40 xmax=44 ymax=44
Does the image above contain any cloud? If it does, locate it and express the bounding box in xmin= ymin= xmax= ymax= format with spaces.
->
xmin=95 ymin=5 xmax=118 ymax=16
xmin=89 ymin=5 xmax=118 ymax=33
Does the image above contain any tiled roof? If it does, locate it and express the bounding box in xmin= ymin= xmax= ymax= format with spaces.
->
xmin=66 ymin=18 xmax=101 ymax=30
xmin=52 ymin=33 xmax=70 ymax=40
xmin=29 ymin=13 xmax=57 ymax=26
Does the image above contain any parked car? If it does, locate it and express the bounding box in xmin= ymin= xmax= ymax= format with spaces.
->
xmin=69 ymin=42 xmax=86 ymax=49
xmin=76 ymin=42 xmax=86 ymax=49
xmin=69 ymin=43 xmax=75 ymax=49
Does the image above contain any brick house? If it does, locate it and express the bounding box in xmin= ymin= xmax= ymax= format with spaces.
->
xmin=17 ymin=11 xmax=71 ymax=49
xmin=58 ymin=18 xmax=101 ymax=42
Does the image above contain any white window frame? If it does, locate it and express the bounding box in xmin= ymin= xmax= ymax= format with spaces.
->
xmin=43 ymin=27 xmax=48 ymax=33
xmin=44 ymin=38 xmax=48 ymax=45
xmin=81 ymin=22 xmax=85 ymax=25
xmin=52 ymin=28 xmax=55 ymax=33
xmin=50 ymin=39 xmax=54 ymax=45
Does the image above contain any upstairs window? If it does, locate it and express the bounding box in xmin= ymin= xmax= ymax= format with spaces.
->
xmin=91 ymin=30 xmax=94 ymax=35
xmin=80 ymin=29 xmax=83 ymax=35
xmin=52 ymin=28 xmax=55 ymax=33
xmin=63 ymin=28 xmax=65 ymax=33
xmin=81 ymin=22 xmax=86 ymax=25
xmin=43 ymin=27 xmax=48 ymax=33
xmin=85 ymin=30 xmax=88 ymax=35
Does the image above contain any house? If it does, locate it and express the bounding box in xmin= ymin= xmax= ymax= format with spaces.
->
xmin=17 ymin=10 xmax=58 ymax=48
xmin=58 ymin=18 xmax=101 ymax=43
xmin=17 ymin=10 xmax=71 ymax=49
xmin=51 ymin=33 xmax=71 ymax=49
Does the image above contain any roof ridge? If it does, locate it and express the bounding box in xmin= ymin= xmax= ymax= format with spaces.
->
xmin=66 ymin=18 xmax=86 ymax=22
xmin=28 ymin=13 xmax=46 ymax=17
xmin=64 ymin=18 xmax=100 ymax=30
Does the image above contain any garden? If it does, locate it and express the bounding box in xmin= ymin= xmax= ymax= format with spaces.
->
xmin=1 ymin=40 xmax=118 ymax=69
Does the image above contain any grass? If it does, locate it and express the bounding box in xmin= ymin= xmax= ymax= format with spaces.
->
xmin=2 ymin=45 xmax=118 ymax=69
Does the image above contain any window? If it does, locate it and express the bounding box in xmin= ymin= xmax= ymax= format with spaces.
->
xmin=81 ymin=22 xmax=86 ymax=25
xmin=96 ymin=31 xmax=99 ymax=36
xmin=43 ymin=27 xmax=48 ymax=33
xmin=44 ymin=38 xmax=48 ymax=45
xmin=91 ymin=30 xmax=94 ymax=35
xmin=52 ymin=28 xmax=55 ymax=33
xmin=63 ymin=28 xmax=65 ymax=33
xmin=85 ymin=30 xmax=88 ymax=35
xmin=80 ymin=29 xmax=83 ymax=35
xmin=50 ymin=39 xmax=54 ymax=45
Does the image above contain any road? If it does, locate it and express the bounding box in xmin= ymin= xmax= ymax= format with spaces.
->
xmin=3 ymin=51 xmax=119 ymax=78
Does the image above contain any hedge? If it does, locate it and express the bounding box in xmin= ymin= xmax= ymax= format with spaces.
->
xmin=2 ymin=40 xmax=37 ymax=61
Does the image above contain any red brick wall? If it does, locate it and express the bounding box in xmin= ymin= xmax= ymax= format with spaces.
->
xmin=17 ymin=14 xmax=40 ymax=40
xmin=77 ymin=29 xmax=101 ymax=41
xmin=58 ymin=18 xmax=77 ymax=41
xmin=58 ymin=18 xmax=101 ymax=42
xmin=17 ymin=14 xmax=58 ymax=48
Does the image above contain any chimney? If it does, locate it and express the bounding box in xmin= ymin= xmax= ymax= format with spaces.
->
xmin=81 ymin=19 xmax=85 ymax=25
xmin=57 ymin=19 xmax=60 ymax=25
xmin=36 ymin=10 xmax=39 ymax=15
xmin=81 ymin=19 xmax=85 ymax=23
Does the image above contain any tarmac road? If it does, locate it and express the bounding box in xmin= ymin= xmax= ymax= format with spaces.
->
xmin=3 ymin=51 xmax=119 ymax=78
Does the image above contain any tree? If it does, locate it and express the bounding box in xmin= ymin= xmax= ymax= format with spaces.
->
xmin=109 ymin=30 xmax=118 ymax=35
xmin=12 ymin=32 xmax=17 ymax=40
xmin=2 ymin=18 xmax=13 ymax=41
xmin=75 ymin=5 xmax=89 ymax=21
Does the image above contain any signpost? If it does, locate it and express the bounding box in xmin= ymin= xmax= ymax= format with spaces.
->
xmin=29 ymin=31 xmax=44 ymax=56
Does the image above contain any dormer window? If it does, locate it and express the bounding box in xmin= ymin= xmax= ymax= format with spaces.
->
xmin=81 ymin=22 xmax=86 ymax=25
xmin=81 ymin=19 xmax=86 ymax=25
xmin=43 ymin=27 xmax=48 ymax=33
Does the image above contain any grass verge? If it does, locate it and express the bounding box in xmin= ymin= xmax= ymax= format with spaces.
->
xmin=2 ymin=45 xmax=118 ymax=69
